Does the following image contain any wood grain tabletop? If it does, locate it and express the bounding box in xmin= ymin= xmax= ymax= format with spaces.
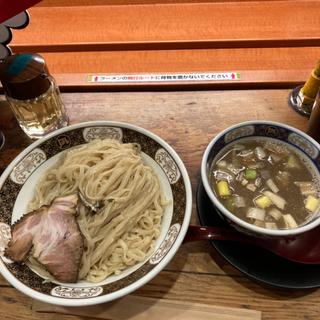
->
xmin=1 ymin=89 xmax=318 ymax=320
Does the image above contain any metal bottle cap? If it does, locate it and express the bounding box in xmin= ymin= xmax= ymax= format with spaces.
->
xmin=0 ymin=53 xmax=51 ymax=100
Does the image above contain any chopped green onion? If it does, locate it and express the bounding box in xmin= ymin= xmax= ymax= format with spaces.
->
xmin=244 ymin=168 xmax=257 ymax=180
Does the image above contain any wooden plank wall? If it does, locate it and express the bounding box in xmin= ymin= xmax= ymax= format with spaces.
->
xmin=8 ymin=0 xmax=320 ymax=90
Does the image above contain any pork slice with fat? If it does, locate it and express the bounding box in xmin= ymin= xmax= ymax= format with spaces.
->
xmin=5 ymin=194 xmax=84 ymax=283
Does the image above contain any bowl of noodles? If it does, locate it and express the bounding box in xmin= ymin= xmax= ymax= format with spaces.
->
xmin=0 ymin=121 xmax=192 ymax=306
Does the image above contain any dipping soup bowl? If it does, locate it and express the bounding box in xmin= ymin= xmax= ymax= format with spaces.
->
xmin=201 ymin=120 xmax=320 ymax=239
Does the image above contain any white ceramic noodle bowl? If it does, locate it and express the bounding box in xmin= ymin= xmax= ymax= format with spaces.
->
xmin=0 ymin=121 xmax=192 ymax=306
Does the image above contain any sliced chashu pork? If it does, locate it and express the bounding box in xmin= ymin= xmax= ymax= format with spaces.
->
xmin=5 ymin=194 xmax=83 ymax=283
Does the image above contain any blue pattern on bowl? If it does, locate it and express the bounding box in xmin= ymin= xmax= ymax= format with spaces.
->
xmin=207 ymin=123 xmax=319 ymax=171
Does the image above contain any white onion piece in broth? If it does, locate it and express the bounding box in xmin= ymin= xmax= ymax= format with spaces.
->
xmin=254 ymin=146 xmax=266 ymax=160
xmin=247 ymin=207 xmax=266 ymax=221
xmin=254 ymin=177 xmax=262 ymax=187
xmin=214 ymin=170 xmax=234 ymax=183
xmin=236 ymin=171 xmax=244 ymax=182
xmin=275 ymin=171 xmax=291 ymax=187
xmin=268 ymin=208 xmax=282 ymax=221
xmin=265 ymin=222 xmax=277 ymax=229
xmin=283 ymin=214 xmax=298 ymax=229
xmin=248 ymin=162 xmax=265 ymax=169
xmin=226 ymin=163 xmax=245 ymax=175
xmin=241 ymin=178 xmax=248 ymax=186
xmin=263 ymin=191 xmax=286 ymax=210
xmin=216 ymin=160 xmax=227 ymax=169
xmin=233 ymin=144 xmax=245 ymax=151
xmin=264 ymin=141 xmax=288 ymax=155
xmin=254 ymin=220 xmax=265 ymax=228
xmin=238 ymin=150 xmax=253 ymax=158
xmin=267 ymin=153 xmax=283 ymax=165
xmin=233 ymin=195 xmax=246 ymax=208
xmin=266 ymin=179 xmax=279 ymax=193
xmin=294 ymin=181 xmax=317 ymax=196
xmin=246 ymin=183 xmax=257 ymax=192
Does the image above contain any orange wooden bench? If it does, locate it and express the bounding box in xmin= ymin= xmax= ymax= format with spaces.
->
xmin=8 ymin=0 xmax=320 ymax=90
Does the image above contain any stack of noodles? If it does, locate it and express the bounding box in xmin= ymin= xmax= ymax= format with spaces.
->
xmin=28 ymin=139 xmax=166 ymax=283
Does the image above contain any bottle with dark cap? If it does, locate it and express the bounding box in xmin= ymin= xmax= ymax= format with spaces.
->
xmin=0 ymin=53 xmax=68 ymax=139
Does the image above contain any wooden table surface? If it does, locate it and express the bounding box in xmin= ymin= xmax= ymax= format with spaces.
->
xmin=1 ymin=89 xmax=319 ymax=320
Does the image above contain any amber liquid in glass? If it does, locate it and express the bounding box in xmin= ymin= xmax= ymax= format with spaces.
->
xmin=6 ymin=78 xmax=68 ymax=139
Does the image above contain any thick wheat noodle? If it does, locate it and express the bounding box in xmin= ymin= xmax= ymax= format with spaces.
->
xmin=28 ymin=139 xmax=166 ymax=283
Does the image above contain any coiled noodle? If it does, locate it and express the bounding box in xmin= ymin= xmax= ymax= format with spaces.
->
xmin=28 ymin=139 xmax=166 ymax=283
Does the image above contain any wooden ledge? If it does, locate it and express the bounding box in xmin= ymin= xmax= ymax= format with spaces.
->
xmin=11 ymin=1 xmax=320 ymax=51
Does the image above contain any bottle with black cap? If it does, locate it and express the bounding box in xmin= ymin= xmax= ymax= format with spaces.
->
xmin=0 ymin=53 xmax=68 ymax=139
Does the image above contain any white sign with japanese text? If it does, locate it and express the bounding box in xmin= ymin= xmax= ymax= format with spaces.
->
xmin=87 ymin=72 xmax=240 ymax=83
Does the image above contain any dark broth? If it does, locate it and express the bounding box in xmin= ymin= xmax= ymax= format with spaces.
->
xmin=210 ymin=137 xmax=320 ymax=230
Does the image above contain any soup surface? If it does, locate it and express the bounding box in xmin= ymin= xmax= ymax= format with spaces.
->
xmin=210 ymin=137 xmax=320 ymax=230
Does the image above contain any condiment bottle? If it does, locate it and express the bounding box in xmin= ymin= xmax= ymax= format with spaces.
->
xmin=0 ymin=53 xmax=68 ymax=139
xmin=298 ymin=61 xmax=320 ymax=115
xmin=307 ymin=91 xmax=320 ymax=143
xmin=289 ymin=60 xmax=320 ymax=117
